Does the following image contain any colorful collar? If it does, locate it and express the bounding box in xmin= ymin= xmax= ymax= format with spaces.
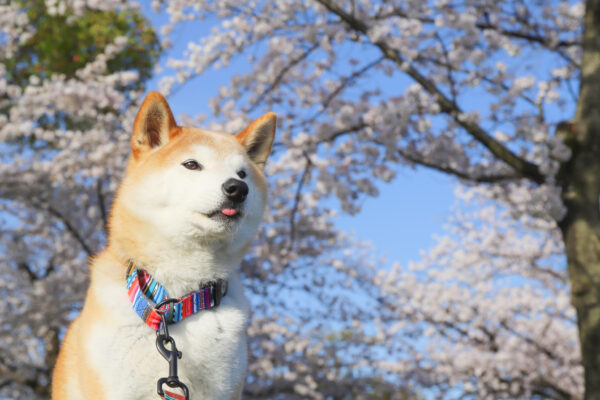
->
xmin=125 ymin=261 xmax=228 ymax=330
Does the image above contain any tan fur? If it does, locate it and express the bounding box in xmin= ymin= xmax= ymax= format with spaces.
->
xmin=52 ymin=92 xmax=275 ymax=400
xmin=52 ymin=251 xmax=123 ymax=400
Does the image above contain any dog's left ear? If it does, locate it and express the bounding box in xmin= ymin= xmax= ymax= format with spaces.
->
xmin=236 ymin=112 xmax=276 ymax=170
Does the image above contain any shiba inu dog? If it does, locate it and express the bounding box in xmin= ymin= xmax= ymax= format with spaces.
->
xmin=51 ymin=92 xmax=276 ymax=400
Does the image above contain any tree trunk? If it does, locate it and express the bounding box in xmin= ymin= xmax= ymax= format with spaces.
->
xmin=558 ymin=1 xmax=600 ymax=398
xmin=559 ymin=183 xmax=600 ymax=400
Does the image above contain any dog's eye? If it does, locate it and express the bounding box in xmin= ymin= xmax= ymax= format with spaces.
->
xmin=182 ymin=160 xmax=202 ymax=170
xmin=237 ymin=170 xmax=247 ymax=179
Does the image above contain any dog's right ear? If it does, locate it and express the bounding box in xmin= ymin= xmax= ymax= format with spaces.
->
xmin=131 ymin=91 xmax=179 ymax=158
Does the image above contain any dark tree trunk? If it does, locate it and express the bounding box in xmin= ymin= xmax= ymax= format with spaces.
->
xmin=558 ymin=1 xmax=600 ymax=398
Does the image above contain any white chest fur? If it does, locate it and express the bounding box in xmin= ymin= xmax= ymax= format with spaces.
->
xmin=84 ymin=272 xmax=249 ymax=400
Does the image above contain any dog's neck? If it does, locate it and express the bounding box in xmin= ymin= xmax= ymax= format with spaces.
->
xmin=109 ymin=228 xmax=244 ymax=299
xmin=141 ymin=246 xmax=240 ymax=299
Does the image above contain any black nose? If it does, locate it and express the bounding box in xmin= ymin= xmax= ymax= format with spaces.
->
xmin=222 ymin=178 xmax=249 ymax=203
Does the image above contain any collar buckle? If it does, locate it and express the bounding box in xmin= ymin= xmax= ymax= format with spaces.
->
xmin=213 ymin=280 xmax=228 ymax=307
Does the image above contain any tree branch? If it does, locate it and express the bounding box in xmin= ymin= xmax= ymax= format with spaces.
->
xmin=315 ymin=0 xmax=546 ymax=184
xmin=396 ymin=148 xmax=522 ymax=183
xmin=33 ymin=202 xmax=93 ymax=256
xmin=288 ymin=152 xmax=313 ymax=253
xmin=96 ymin=179 xmax=108 ymax=234
xmin=16 ymin=255 xmax=55 ymax=283
xmin=416 ymin=55 xmax=539 ymax=108
xmin=17 ymin=262 xmax=38 ymax=282
xmin=0 ymin=361 xmax=49 ymax=396
xmin=380 ymin=8 xmax=580 ymax=49
xmin=322 ymin=123 xmax=368 ymax=143
xmin=307 ymin=56 xmax=384 ymax=123
xmin=314 ymin=122 xmax=521 ymax=183
xmin=248 ymin=43 xmax=319 ymax=111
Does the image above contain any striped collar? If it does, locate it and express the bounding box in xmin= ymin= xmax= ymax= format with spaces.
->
xmin=125 ymin=261 xmax=228 ymax=330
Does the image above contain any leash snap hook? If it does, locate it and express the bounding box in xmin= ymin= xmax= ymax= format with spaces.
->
xmin=155 ymin=298 xmax=189 ymax=400
xmin=156 ymin=336 xmax=189 ymax=400
xmin=155 ymin=326 xmax=189 ymax=399
xmin=156 ymin=335 xmax=182 ymax=365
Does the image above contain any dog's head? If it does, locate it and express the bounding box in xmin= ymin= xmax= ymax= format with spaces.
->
xmin=111 ymin=92 xmax=275 ymax=257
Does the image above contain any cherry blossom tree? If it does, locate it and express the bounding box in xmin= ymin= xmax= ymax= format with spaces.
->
xmin=151 ymin=0 xmax=592 ymax=398
xmin=1 ymin=0 xmax=598 ymax=399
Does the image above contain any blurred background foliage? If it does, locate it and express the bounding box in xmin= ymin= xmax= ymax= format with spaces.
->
xmin=3 ymin=0 xmax=160 ymax=88
xmin=1 ymin=0 xmax=160 ymax=145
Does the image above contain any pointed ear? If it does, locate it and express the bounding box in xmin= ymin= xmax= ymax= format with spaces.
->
xmin=236 ymin=112 xmax=276 ymax=169
xmin=131 ymin=91 xmax=178 ymax=158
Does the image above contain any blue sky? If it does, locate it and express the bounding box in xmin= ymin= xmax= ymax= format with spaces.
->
xmin=141 ymin=7 xmax=456 ymax=269
xmin=334 ymin=167 xmax=454 ymax=266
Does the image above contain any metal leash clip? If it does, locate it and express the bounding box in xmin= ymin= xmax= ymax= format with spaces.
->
xmin=155 ymin=299 xmax=190 ymax=400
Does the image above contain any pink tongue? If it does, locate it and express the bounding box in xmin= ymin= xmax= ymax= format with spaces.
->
xmin=221 ymin=208 xmax=238 ymax=216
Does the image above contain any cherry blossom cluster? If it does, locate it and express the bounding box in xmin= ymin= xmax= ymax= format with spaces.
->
xmin=376 ymin=185 xmax=581 ymax=398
